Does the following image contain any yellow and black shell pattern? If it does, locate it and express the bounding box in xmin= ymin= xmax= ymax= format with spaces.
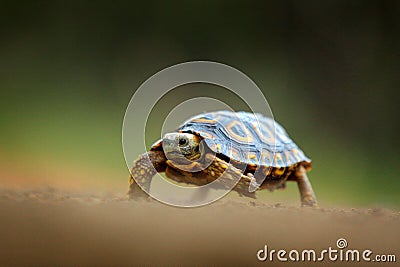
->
xmin=175 ymin=110 xmax=311 ymax=169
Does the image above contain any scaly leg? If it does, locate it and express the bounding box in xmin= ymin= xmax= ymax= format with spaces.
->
xmin=165 ymin=166 xmax=211 ymax=202
xmin=128 ymin=150 xmax=166 ymax=200
xmin=295 ymin=165 xmax=318 ymax=207
xmin=201 ymin=155 xmax=257 ymax=198
xmin=166 ymin=153 xmax=257 ymax=198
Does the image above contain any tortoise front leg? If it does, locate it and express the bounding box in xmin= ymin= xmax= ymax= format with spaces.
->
xmin=128 ymin=150 xmax=166 ymax=200
xmin=295 ymin=165 xmax=318 ymax=207
xmin=198 ymin=156 xmax=257 ymax=198
xmin=168 ymin=153 xmax=257 ymax=198
xmin=208 ymin=159 xmax=257 ymax=198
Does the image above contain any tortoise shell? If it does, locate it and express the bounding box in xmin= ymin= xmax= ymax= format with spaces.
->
xmin=153 ymin=110 xmax=311 ymax=169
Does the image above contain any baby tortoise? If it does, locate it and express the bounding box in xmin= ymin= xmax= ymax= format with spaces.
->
xmin=129 ymin=111 xmax=317 ymax=206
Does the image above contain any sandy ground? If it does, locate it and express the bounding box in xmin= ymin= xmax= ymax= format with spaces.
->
xmin=0 ymin=188 xmax=399 ymax=267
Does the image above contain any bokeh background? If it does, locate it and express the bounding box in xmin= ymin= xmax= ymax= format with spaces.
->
xmin=1 ymin=0 xmax=399 ymax=207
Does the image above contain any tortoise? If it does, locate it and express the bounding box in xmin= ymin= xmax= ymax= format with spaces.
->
xmin=128 ymin=110 xmax=317 ymax=206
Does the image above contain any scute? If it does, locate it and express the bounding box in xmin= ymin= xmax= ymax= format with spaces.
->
xmin=176 ymin=111 xmax=311 ymax=168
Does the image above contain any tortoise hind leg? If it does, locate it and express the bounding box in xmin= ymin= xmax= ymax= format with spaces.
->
xmin=295 ymin=165 xmax=318 ymax=207
xmin=128 ymin=150 xmax=167 ymax=200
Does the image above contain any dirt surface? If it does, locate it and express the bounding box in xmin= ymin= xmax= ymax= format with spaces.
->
xmin=0 ymin=188 xmax=399 ymax=266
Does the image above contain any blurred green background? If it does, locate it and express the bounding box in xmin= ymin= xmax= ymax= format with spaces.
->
xmin=1 ymin=1 xmax=399 ymax=207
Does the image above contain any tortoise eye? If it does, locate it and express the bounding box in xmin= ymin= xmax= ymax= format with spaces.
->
xmin=178 ymin=138 xmax=188 ymax=146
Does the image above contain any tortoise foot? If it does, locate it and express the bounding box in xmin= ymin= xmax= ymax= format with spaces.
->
xmin=301 ymin=195 xmax=318 ymax=207
xmin=127 ymin=180 xmax=152 ymax=201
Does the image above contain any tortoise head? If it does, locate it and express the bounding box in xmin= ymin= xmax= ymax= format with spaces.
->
xmin=162 ymin=132 xmax=203 ymax=162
